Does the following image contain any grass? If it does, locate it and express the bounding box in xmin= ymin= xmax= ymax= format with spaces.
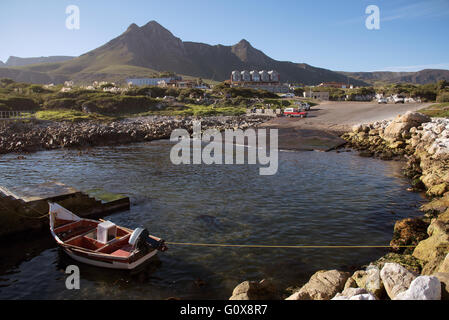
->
xmin=419 ymin=102 xmax=449 ymax=118
xmin=35 ymin=109 xmax=113 ymax=122
xmin=139 ymin=104 xmax=246 ymax=117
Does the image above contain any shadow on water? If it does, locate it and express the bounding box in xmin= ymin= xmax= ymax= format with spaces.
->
xmin=0 ymin=234 xmax=55 ymax=276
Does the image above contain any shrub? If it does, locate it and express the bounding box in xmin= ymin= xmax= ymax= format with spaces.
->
xmin=44 ymin=98 xmax=79 ymax=110
xmin=437 ymin=92 xmax=449 ymax=103
xmin=0 ymin=96 xmax=40 ymax=110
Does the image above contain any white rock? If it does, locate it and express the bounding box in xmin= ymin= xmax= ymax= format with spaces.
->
xmin=394 ymin=276 xmax=441 ymax=300
xmin=349 ymin=293 xmax=377 ymax=300
xmin=380 ymin=263 xmax=417 ymax=299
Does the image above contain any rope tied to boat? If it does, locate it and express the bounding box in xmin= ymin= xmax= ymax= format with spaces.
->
xmin=165 ymin=242 xmax=420 ymax=249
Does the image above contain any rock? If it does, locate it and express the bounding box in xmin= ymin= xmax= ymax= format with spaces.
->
xmin=421 ymin=193 xmax=449 ymax=213
xmin=229 ymin=279 xmax=278 ymax=300
xmin=383 ymin=112 xmax=431 ymax=142
xmin=332 ymin=287 xmax=368 ymax=300
xmin=286 ymin=270 xmax=350 ymax=300
xmin=372 ymin=252 xmax=422 ymax=274
xmin=433 ymin=272 xmax=449 ymax=300
xmin=390 ymin=218 xmax=429 ymax=254
xmin=349 ymin=293 xmax=377 ymax=300
xmin=413 ymin=220 xmax=449 ymax=271
xmin=351 ymin=270 xmax=367 ymax=288
xmin=380 ymin=263 xmax=417 ymax=299
xmin=438 ymin=253 xmax=449 ymax=272
xmin=364 ymin=266 xmax=385 ymax=299
xmin=389 ymin=140 xmax=405 ymax=149
xmin=394 ymin=276 xmax=441 ymax=300
xmin=426 ymin=183 xmax=449 ymax=198
xmin=343 ymin=277 xmax=358 ymax=290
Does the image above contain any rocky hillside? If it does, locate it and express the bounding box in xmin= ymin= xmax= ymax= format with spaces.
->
xmin=1 ymin=56 xmax=74 ymax=67
xmin=340 ymin=69 xmax=449 ymax=85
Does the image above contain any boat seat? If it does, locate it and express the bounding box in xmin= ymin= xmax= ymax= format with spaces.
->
xmin=110 ymin=244 xmax=133 ymax=258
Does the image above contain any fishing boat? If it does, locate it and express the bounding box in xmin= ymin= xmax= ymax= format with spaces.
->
xmin=49 ymin=202 xmax=167 ymax=270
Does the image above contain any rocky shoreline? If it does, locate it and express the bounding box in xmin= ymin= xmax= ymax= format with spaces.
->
xmin=230 ymin=111 xmax=449 ymax=300
xmin=0 ymin=115 xmax=269 ymax=155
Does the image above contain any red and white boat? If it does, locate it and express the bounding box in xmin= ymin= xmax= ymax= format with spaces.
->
xmin=49 ymin=202 xmax=167 ymax=270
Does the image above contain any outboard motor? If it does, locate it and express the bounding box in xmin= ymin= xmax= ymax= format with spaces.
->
xmin=129 ymin=228 xmax=168 ymax=252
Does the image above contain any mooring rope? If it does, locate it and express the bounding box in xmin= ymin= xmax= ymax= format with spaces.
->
xmin=165 ymin=242 xmax=418 ymax=249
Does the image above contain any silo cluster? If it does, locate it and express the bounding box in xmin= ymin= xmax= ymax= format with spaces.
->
xmin=231 ymin=70 xmax=280 ymax=82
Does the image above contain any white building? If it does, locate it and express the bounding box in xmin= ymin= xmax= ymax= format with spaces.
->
xmin=303 ymin=91 xmax=330 ymax=100
xmin=127 ymin=77 xmax=180 ymax=86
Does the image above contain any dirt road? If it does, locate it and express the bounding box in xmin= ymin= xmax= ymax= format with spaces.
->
xmin=259 ymin=101 xmax=431 ymax=151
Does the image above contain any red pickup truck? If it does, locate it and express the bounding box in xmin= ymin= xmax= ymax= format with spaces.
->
xmin=283 ymin=107 xmax=308 ymax=118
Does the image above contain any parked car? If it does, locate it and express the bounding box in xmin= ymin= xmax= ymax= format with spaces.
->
xmin=281 ymin=93 xmax=295 ymax=98
xmin=301 ymin=102 xmax=311 ymax=110
xmin=393 ymin=96 xmax=405 ymax=104
xmin=283 ymin=107 xmax=307 ymax=118
xmin=377 ymin=98 xmax=388 ymax=104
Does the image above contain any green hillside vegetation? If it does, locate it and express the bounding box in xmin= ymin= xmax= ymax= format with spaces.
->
xmin=374 ymin=80 xmax=449 ymax=102
xmin=0 ymin=78 xmax=292 ymax=121
xmin=419 ymin=102 xmax=449 ymax=118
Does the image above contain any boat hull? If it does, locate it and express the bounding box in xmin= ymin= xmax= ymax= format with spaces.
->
xmin=64 ymin=247 xmax=157 ymax=270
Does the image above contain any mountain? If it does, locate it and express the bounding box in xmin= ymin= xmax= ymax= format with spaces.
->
xmin=2 ymin=56 xmax=74 ymax=67
xmin=2 ymin=20 xmax=448 ymax=86
xmin=339 ymin=69 xmax=449 ymax=85
xmin=0 ymin=21 xmax=367 ymax=86
xmin=0 ymin=60 xmax=4 ymax=67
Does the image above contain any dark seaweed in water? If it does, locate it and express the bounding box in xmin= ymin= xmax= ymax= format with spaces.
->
xmin=0 ymin=142 xmax=424 ymax=299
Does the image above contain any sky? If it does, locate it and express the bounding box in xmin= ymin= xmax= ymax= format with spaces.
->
xmin=0 ymin=0 xmax=448 ymax=72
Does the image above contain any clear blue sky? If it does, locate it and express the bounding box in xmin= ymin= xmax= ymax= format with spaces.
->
xmin=1 ymin=0 xmax=448 ymax=72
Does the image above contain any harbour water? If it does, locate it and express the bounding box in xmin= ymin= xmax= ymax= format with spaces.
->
xmin=0 ymin=141 xmax=425 ymax=299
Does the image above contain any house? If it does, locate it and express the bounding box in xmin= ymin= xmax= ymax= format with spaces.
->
xmin=303 ymin=91 xmax=330 ymax=100
xmin=318 ymin=82 xmax=348 ymax=89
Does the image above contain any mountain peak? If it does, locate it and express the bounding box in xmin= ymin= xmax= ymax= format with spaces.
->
xmin=141 ymin=20 xmax=166 ymax=31
xmin=235 ymin=39 xmax=252 ymax=47
xmin=126 ymin=23 xmax=139 ymax=32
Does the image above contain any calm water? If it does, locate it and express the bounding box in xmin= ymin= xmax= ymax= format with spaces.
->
xmin=0 ymin=141 xmax=424 ymax=299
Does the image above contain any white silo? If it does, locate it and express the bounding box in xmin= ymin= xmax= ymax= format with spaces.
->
xmin=268 ymin=70 xmax=280 ymax=82
xmin=250 ymin=71 xmax=260 ymax=82
xmin=259 ymin=70 xmax=269 ymax=82
xmin=231 ymin=70 xmax=242 ymax=82
xmin=241 ymin=70 xmax=251 ymax=82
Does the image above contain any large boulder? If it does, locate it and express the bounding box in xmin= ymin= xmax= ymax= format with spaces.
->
xmin=426 ymin=183 xmax=449 ymax=198
xmin=390 ymin=218 xmax=428 ymax=254
xmin=432 ymin=272 xmax=449 ymax=300
xmin=394 ymin=276 xmax=441 ymax=300
xmin=383 ymin=112 xmax=431 ymax=143
xmin=421 ymin=194 xmax=449 ymax=214
xmin=413 ymin=219 xmax=449 ymax=274
xmin=286 ymin=270 xmax=350 ymax=300
xmin=380 ymin=263 xmax=418 ymax=299
xmin=350 ymin=266 xmax=386 ymax=299
xmin=229 ymin=279 xmax=278 ymax=300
